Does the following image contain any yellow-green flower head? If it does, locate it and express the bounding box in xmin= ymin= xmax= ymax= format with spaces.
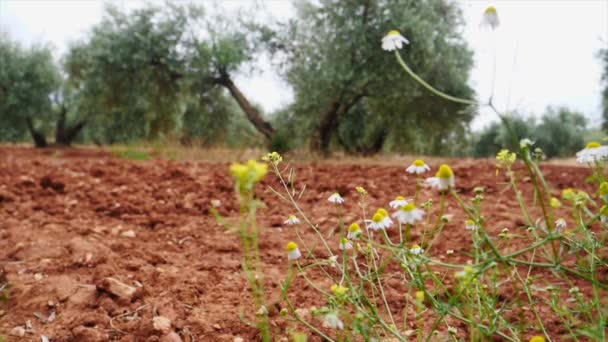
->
xmin=415 ymin=290 xmax=425 ymax=303
xmin=262 ymin=151 xmax=282 ymax=165
xmin=389 ymin=196 xmax=409 ymax=208
xmin=601 ymin=205 xmax=608 ymax=216
xmin=496 ymin=149 xmax=516 ymax=168
xmin=465 ymin=219 xmax=478 ymax=231
xmin=286 ymin=241 xmax=301 ymax=260
xmin=393 ymin=203 xmax=425 ymax=224
xmin=562 ymin=188 xmax=576 ymax=201
xmin=406 ymin=159 xmax=430 ymax=174
xmin=550 ymin=197 xmax=562 ymax=209
xmin=372 ymin=212 xmax=383 ymax=223
xmin=529 ymin=336 xmax=546 ymax=342
xmin=330 ymin=284 xmax=349 ymax=296
xmin=368 ymin=209 xmax=393 ymax=230
xmin=229 ymin=160 xmax=268 ymax=194
xmin=356 ymin=186 xmax=367 ymax=195
xmin=481 ymin=6 xmax=499 ymax=30
xmin=426 ymin=164 xmax=455 ymax=190
xmin=381 ymin=30 xmax=409 ymax=51
xmin=436 ymin=164 xmax=453 ymax=179
xmin=328 ymin=192 xmax=345 ymax=204
xmin=339 ymin=238 xmax=353 ymax=250
xmin=284 ymin=215 xmax=300 ymax=225
xmin=600 ymin=182 xmax=608 ymax=196
xmin=347 ymin=223 xmax=362 ymax=239
xmin=587 ymin=141 xmax=601 ymax=149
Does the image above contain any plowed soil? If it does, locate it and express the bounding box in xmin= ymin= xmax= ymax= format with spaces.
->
xmin=0 ymin=146 xmax=602 ymax=341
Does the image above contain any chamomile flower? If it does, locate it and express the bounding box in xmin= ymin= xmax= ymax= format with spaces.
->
xmin=328 ymin=192 xmax=345 ymax=204
xmin=389 ymin=196 xmax=409 ymax=209
xmin=330 ymin=284 xmax=348 ymax=296
xmin=425 ymin=164 xmax=455 ymax=191
xmin=381 ymin=30 xmax=409 ymax=51
xmin=409 ymin=244 xmax=424 ymax=255
xmin=366 ymin=209 xmax=392 ymax=230
xmin=339 ymin=238 xmax=353 ymax=250
xmin=286 ymin=241 xmax=301 ymax=261
xmin=555 ymin=218 xmax=567 ymax=231
xmin=322 ymin=311 xmax=344 ymax=330
xmin=576 ymin=142 xmax=608 ymax=164
xmin=284 ymin=215 xmax=300 ymax=225
xmin=392 ymin=203 xmax=425 ymax=224
xmin=520 ymin=138 xmax=535 ymax=149
xmin=347 ymin=223 xmax=362 ymax=240
xmin=480 ymin=6 xmax=500 ymax=30
xmin=465 ymin=219 xmax=478 ymax=231
xmin=406 ymin=159 xmax=431 ymax=174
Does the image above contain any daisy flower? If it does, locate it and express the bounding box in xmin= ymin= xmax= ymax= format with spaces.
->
xmin=409 ymin=244 xmax=424 ymax=255
xmin=425 ymin=164 xmax=455 ymax=191
xmin=284 ymin=215 xmax=300 ymax=225
xmin=339 ymin=237 xmax=353 ymax=250
xmin=392 ymin=203 xmax=425 ymax=224
xmin=367 ymin=212 xmax=388 ymax=230
xmin=406 ymin=159 xmax=431 ymax=174
xmin=465 ymin=219 xmax=478 ymax=231
xmin=576 ymin=142 xmax=608 ymax=164
xmin=376 ymin=208 xmax=393 ymax=226
xmin=555 ymin=218 xmax=566 ymax=231
xmin=389 ymin=196 xmax=409 ymax=209
xmin=328 ymin=192 xmax=345 ymax=204
xmin=480 ymin=6 xmax=499 ymax=30
xmin=347 ymin=223 xmax=362 ymax=240
xmin=322 ymin=311 xmax=344 ymax=330
xmin=286 ymin=241 xmax=301 ymax=261
xmin=381 ymin=30 xmax=409 ymax=51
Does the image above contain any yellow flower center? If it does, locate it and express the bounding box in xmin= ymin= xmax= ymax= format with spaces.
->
xmin=387 ymin=30 xmax=401 ymax=36
xmin=349 ymin=223 xmax=361 ymax=232
xmin=529 ymin=337 xmax=546 ymax=342
xmin=601 ymin=205 xmax=608 ymax=216
xmin=413 ymin=159 xmax=425 ymax=167
xmin=395 ymin=196 xmax=405 ymax=201
xmin=586 ymin=141 xmax=601 ymax=149
xmin=377 ymin=208 xmax=388 ymax=217
xmin=286 ymin=241 xmax=298 ymax=252
xmin=411 ymin=244 xmax=421 ymax=249
xmin=288 ymin=215 xmax=296 ymax=220
xmin=600 ymin=182 xmax=608 ymax=196
xmin=401 ymin=203 xmax=416 ymax=212
xmin=415 ymin=290 xmax=425 ymax=302
xmin=372 ymin=213 xmax=384 ymax=223
xmin=436 ymin=164 xmax=454 ymax=179
xmin=340 ymin=237 xmax=349 ymax=244
xmin=466 ymin=219 xmax=475 ymax=225
xmin=484 ymin=6 xmax=497 ymax=14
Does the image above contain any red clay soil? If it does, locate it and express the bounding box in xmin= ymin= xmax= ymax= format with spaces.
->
xmin=0 ymin=146 xmax=603 ymax=341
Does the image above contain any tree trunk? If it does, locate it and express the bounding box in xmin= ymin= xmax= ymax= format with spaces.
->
xmin=217 ymin=73 xmax=275 ymax=144
xmin=54 ymin=104 xmax=86 ymax=146
xmin=25 ymin=117 xmax=47 ymax=148
xmin=311 ymin=92 xmax=367 ymax=156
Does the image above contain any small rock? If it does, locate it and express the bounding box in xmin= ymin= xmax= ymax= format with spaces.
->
xmin=212 ymin=323 xmax=221 ymax=330
xmin=211 ymin=199 xmax=221 ymax=207
xmin=160 ymin=331 xmax=183 ymax=342
xmin=121 ymin=230 xmax=136 ymax=238
xmin=153 ymin=316 xmax=172 ymax=333
xmin=10 ymin=326 xmax=25 ymax=337
xmin=99 ymin=277 xmax=137 ymax=301
xmin=234 ymin=338 xmax=244 ymax=342
xmin=34 ymin=273 xmax=45 ymax=281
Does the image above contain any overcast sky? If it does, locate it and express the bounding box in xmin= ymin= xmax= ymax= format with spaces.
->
xmin=1 ymin=0 xmax=607 ymax=130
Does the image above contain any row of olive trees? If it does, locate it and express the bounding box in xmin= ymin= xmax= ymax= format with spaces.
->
xmin=472 ymin=107 xmax=590 ymax=158
xmin=0 ymin=0 xmax=480 ymax=155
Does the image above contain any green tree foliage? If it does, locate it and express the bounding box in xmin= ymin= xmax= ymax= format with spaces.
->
xmin=266 ymin=0 xmax=475 ymax=155
xmin=473 ymin=107 xmax=586 ymax=158
xmin=65 ymin=3 xmax=272 ymax=145
xmin=0 ymin=33 xmax=60 ymax=143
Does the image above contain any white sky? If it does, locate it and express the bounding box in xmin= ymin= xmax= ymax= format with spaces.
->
xmin=1 ymin=0 xmax=607 ymax=130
